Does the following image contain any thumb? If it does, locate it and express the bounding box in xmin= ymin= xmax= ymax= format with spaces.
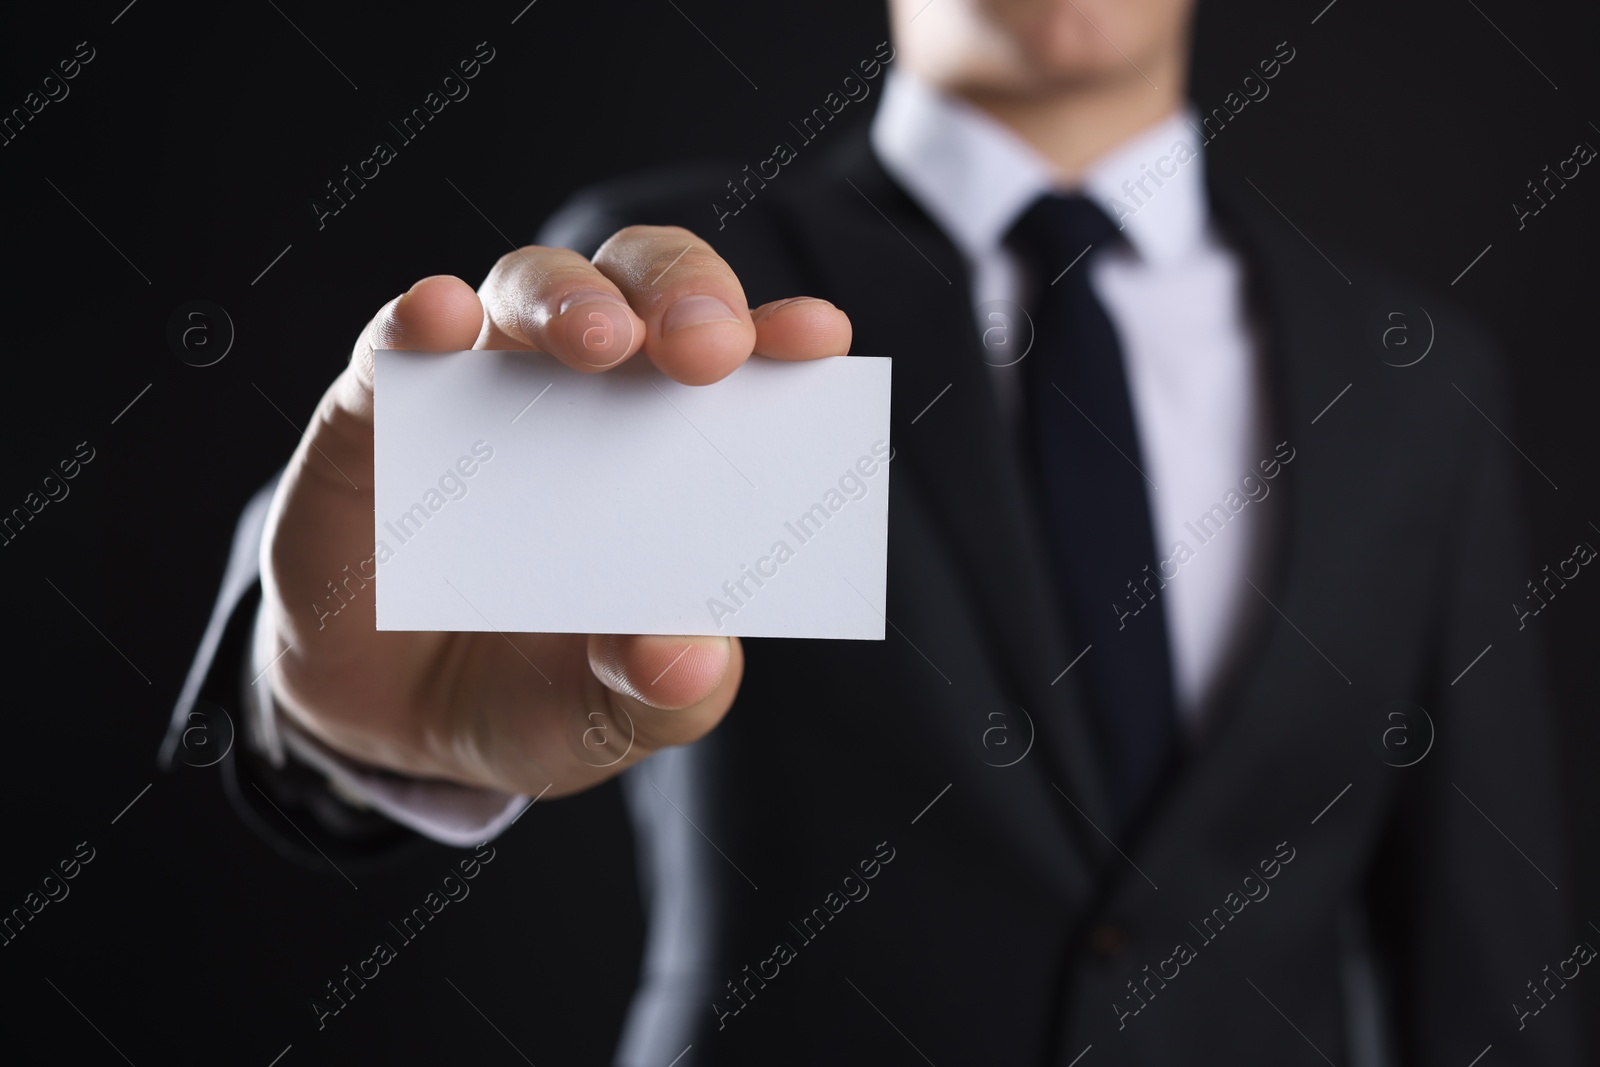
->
xmin=586 ymin=634 xmax=744 ymax=753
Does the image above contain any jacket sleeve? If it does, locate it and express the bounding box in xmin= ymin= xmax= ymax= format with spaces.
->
xmin=158 ymin=476 xmax=435 ymax=870
xmin=1365 ymin=339 xmax=1585 ymax=1065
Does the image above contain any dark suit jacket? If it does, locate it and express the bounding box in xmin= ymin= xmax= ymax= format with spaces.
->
xmin=165 ymin=117 xmax=1583 ymax=1065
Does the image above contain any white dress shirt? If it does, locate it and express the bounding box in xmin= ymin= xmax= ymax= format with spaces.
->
xmin=248 ymin=70 xmax=1266 ymax=843
xmin=873 ymin=71 xmax=1265 ymax=724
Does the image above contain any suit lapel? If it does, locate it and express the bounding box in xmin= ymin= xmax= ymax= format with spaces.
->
xmin=778 ymin=126 xmax=1117 ymax=872
xmin=1179 ymin=175 xmax=1307 ymax=746
xmin=1127 ymin=172 xmax=1356 ymax=850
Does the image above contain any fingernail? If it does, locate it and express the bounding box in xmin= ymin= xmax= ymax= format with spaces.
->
xmin=662 ymin=295 xmax=741 ymax=335
xmin=558 ymin=289 xmax=627 ymax=315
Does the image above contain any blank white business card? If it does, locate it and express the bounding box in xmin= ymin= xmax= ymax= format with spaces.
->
xmin=373 ymin=350 xmax=892 ymax=639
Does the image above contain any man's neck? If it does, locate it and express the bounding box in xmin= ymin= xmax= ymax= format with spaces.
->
xmin=957 ymin=68 xmax=1185 ymax=181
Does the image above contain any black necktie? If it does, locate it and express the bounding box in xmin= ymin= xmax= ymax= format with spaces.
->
xmin=1009 ymin=194 xmax=1178 ymax=835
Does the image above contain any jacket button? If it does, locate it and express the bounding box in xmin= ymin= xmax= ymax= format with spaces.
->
xmin=1088 ymin=923 xmax=1130 ymax=958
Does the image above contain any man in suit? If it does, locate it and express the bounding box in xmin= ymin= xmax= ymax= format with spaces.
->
xmin=166 ymin=0 xmax=1583 ymax=1062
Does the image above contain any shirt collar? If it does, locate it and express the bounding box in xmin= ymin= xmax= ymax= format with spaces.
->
xmin=870 ymin=70 xmax=1210 ymax=266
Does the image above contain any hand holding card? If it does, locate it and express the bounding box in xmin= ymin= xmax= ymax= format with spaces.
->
xmin=252 ymin=226 xmax=861 ymax=802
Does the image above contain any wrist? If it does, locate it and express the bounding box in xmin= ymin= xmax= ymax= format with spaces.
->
xmin=243 ymin=600 xmax=527 ymax=846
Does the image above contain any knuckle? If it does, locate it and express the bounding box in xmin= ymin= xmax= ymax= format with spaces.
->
xmin=642 ymin=246 xmax=725 ymax=287
xmin=490 ymin=246 xmax=541 ymax=278
xmin=597 ymin=226 xmax=718 ymax=272
xmin=609 ymin=223 xmax=682 ymax=246
xmin=487 ymin=250 xmax=603 ymax=324
xmin=542 ymin=263 xmax=611 ymax=298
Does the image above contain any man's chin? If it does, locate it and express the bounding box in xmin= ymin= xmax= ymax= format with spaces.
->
xmin=941 ymin=52 xmax=1155 ymax=101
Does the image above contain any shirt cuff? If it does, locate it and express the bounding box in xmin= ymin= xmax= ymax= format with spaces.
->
xmin=243 ymin=599 xmax=527 ymax=847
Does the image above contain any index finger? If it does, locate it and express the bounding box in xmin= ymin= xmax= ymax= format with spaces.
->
xmin=477 ymin=245 xmax=649 ymax=373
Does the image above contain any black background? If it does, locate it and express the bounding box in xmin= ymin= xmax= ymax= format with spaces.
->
xmin=1 ymin=0 xmax=1595 ymax=1062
